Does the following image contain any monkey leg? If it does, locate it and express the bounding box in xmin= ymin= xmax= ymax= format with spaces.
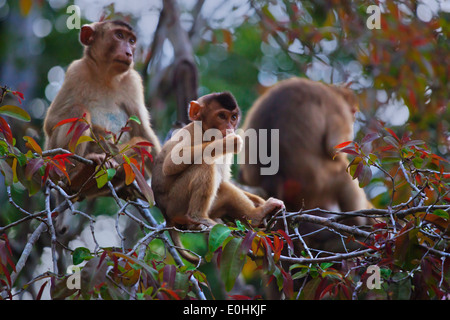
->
xmin=336 ymin=173 xmax=372 ymax=212
xmin=335 ymin=172 xmax=375 ymax=231
xmin=211 ymin=181 xmax=284 ymax=227
xmin=184 ymin=165 xmax=219 ymax=228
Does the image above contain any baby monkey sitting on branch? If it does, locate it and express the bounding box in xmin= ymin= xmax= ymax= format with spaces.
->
xmin=152 ymin=92 xmax=284 ymax=263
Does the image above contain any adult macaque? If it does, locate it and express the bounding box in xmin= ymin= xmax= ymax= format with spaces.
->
xmin=152 ymin=92 xmax=284 ymax=263
xmin=240 ymin=78 xmax=372 ymax=249
xmin=43 ymin=20 xmax=161 ymax=200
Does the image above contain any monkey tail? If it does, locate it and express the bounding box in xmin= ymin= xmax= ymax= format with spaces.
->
xmin=169 ymin=228 xmax=201 ymax=265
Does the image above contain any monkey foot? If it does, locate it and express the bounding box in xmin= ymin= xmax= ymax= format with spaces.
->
xmin=189 ymin=218 xmax=217 ymax=231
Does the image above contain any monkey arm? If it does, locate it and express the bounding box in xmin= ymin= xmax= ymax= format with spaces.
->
xmin=162 ymin=134 xmax=240 ymax=176
xmin=243 ymin=191 xmax=266 ymax=207
xmin=162 ymin=141 xmax=210 ymax=176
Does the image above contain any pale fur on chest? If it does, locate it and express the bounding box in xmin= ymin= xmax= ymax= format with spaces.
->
xmin=90 ymin=103 xmax=129 ymax=133
xmin=213 ymin=154 xmax=232 ymax=191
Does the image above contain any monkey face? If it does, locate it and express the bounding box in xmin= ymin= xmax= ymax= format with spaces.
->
xmin=81 ymin=21 xmax=137 ymax=75
xmin=109 ymin=27 xmax=136 ymax=73
xmin=208 ymin=104 xmax=240 ymax=137
xmin=190 ymin=101 xmax=239 ymax=137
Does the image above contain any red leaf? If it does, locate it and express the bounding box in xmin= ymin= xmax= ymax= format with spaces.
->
xmin=334 ymin=141 xmax=352 ymax=149
xmin=50 ymin=160 xmax=70 ymax=182
xmin=361 ymin=133 xmax=380 ymax=145
xmin=241 ymin=231 xmax=256 ymax=254
xmin=319 ymin=283 xmax=335 ymax=299
xmin=280 ymin=268 xmax=294 ymax=299
xmin=123 ymin=163 xmax=135 ymax=185
xmin=0 ymin=262 xmax=11 ymax=287
xmin=163 ymin=288 xmax=181 ymax=300
xmin=340 ymin=283 xmax=351 ymax=300
xmin=0 ymin=117 xmax=13 ymax=144
xmin=380 ymin=145 xmax=395 ymax=152
xmin=68 ymin=122 xmax=90 ymax=152
xmin=277 ymin=229 xmax=294 ymax=253
xmin=340 ymin=147 xmax=360 ymax=156
xmin=42 ymin=163 xmax=51 ymax=183
xmin=135 ymin=141 xmax=154 ymax=147
xmin=228 ymin=294 xmax=252 ymax=300
xmin=53 ymin=117 xmax=80 ymax=129
xmin=36 ymin=280 xmax=49 ymax=300
xmin=431 ymin=153 xmax=448 ymax=163
xmin=373 ymin=222 xmax=387 ymax=229
xmin=263 ymin=236 xmax=274 ymax=251
xmin=130 ymin=163 xmax=154 ymax=205
xmin=98 ymin=250 xmax=108 ymax=269
xmin=162 ymin=265 xmax=177 ymax=288
xmin=120 ymin=126 xmax=131 ymax=133
xmin=353 ymin=161 xmax=364 ymax=180
xmin=52 ymin=153 xmax=73 ymax=160
xmin=11 ymin=91 xmax=24 ymax=104
xmin=385 ymin=127 xmax=400 ymax=142
xmin=273 ymin=235 xmax=283 ymax=262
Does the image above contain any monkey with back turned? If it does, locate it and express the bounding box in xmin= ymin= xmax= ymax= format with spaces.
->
xmin=240 ymin=77 xmax=373 ymax=251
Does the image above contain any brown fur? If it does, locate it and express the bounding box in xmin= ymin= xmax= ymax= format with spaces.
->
xmin=240 ymin=78 xmax=372 ymax=250
xmin=43 ymin=20 xmax=161 ymax=199
xmin=152 ymin=92 xmax=284 ymax=263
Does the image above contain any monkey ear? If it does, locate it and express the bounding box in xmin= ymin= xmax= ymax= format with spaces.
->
xmin=80 ymin=24 xmax=95 ymax=46
xmin=188 ymin=101 xmax=202 ymax=121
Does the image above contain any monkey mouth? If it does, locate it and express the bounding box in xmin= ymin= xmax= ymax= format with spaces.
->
xmin=114 ymin=59 xmax=132 ymax=66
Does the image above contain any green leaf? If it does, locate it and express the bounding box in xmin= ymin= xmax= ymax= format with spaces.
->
xmin=95 ymin=171 xmax=108 ymax=189
xmin=0 ymin=105 xmax=31 ymax=122
xmin=320 ymin=262 xmax=334 ymax=270
xmin=235 ymin=220 xmax=246 ymax=232
xmin=432 ymin=209 xmax=449 ymax=220
xmin=220 ymin=237 xmax=246 ymax=292
xmin=208 ymin=224 xmax=232 ymax=254
xmin=388 ymin=273 xmax=411 ymax=300
xmin=72 ymin=247 xmax=92 ymax=265
xmin=75 ymin=135 xmax=94 ymax=147
xmin=412 ymin=157 xmax=424 ymax=169
xmin=128 ymin=115 xmax=141 ymax=125
xmin=106 ymin=168 xmax=116 ymax=181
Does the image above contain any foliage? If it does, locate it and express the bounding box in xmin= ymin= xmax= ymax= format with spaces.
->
xmin=0 ymin=0 xmax=449 ymax=300
xmin=1 ymin=89 xmax=448 ymax=299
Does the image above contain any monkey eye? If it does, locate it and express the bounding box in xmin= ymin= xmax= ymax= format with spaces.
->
xmin=116 ymin=31 xmax=124 ymax=39
xmin=218 ymin=113 xmax=227 ymax=120
xmin=231 ymin=114 xmax=237 ymax=121
xmin=129 ymin=38 xmax=136 ymax=44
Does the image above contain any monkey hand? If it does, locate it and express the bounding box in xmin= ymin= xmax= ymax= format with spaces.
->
xmin=224 ymin=133 xmax=243 ymax=154
xmin=85 ymin=153 xmax=119 ymax=170
xmin=266 ymin=197 xmax=285 ymax=213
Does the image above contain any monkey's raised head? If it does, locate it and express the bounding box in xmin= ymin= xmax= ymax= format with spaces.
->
xmin=189 ymin=92 xmax=241 ymax=136
xmin=80 ymin=20 xmax=137 ymax=75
